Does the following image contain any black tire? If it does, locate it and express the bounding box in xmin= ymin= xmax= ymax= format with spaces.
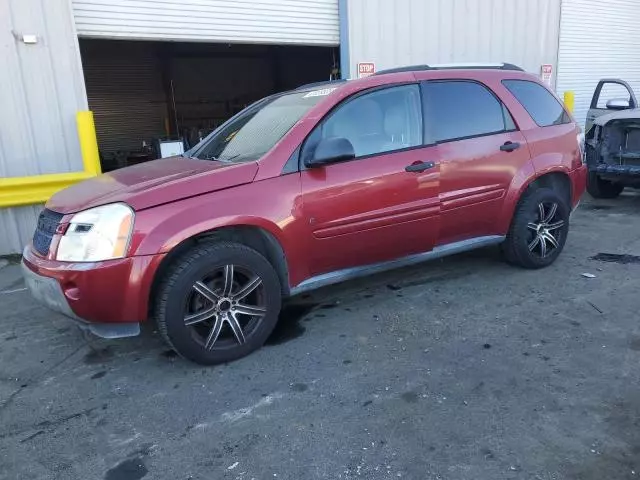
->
xmin=154 ymin=241 xmax=282 ymax=365
xmin=587 ymin=172 xmax=624 ymax=199
xmin=502 ymin=187 xmax=570 ymax=269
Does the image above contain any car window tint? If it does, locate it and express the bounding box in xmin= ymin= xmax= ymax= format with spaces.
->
xmin=423 ymin=81 xmax=508 ymax=142
xmin=319 ymin=85 xmax=423 ymax=158
xmin=194 ymin=90 xmax=328 ymax=163
xmin=503 ymin=79 xmax=570 ymax=127
xmin=503 ymin=104 xmax=517 ymax=131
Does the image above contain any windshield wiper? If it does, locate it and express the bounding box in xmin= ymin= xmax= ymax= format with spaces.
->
xmin=218 ymin=154 xmax=241 ymax=163
xmin=198 ymin=154 xmax=220 ymax=161
xmin=197 ymin=153 xmax=242 ymax=163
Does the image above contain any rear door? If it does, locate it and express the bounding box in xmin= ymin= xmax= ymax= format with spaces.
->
xmin=586 ymin=79 xmax=638 ymax=133
xmin=422 ymin=80 xmax=531 ymax=245
xmin=300 ymin=84 xmax=441 ymax=276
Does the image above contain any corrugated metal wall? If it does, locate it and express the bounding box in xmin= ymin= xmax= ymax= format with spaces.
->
xmin=80 ymin=40 xmax=336 ymax=160
xmin=81 ymin=39 xmax=167 ymax=156
xmin=0 ymin=0 xmax=88 ymax=255
xmin=556 ymin=0 xmax=640 ymax=127
xmin=168 ymin=44 xmax=276 ymax=133
xmin=346 ymin=0 xmax=561 ymax=84
xmin=72 ymin=0 xmax=340 ymax=46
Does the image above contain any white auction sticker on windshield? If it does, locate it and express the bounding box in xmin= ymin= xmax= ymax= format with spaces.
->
xmin=303 ymin=88 xmax=337 ymax=98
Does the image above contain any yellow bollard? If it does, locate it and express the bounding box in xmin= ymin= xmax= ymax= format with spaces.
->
xmin=564 ymin=91 xmax=575 ymax=115
xmin=76 ymin=111 xmax=102 ymax=176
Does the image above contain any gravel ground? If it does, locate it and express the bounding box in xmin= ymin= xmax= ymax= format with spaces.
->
xmin=1 ymin=192 xmax=639 ymax=480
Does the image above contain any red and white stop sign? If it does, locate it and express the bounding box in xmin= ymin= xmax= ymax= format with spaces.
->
xmin=357 ymin=62 xmax=376 ymax=78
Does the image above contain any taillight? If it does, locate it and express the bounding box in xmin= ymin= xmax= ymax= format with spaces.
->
xmin=55 ymin=223 xmax=69 ymax=235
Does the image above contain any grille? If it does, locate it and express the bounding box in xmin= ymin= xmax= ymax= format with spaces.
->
xmin=32 ymin=209 xmax=64 ymax=256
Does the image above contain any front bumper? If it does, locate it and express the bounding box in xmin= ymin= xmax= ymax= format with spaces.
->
xmin=592 ymin=163 xmax=640 ymax=177
xmin=22 ymin=246 xmax=165 ymax=338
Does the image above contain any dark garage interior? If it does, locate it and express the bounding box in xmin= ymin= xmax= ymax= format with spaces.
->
xmin=79 ymin=39 xmax=339 ymax=171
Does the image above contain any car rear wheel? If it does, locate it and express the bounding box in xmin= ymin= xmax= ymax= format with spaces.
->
xmin=587 ymin=172 xmax=624 ymax=199
xmin=154 ymin=241 xmax=282 ymax=365
xmin=502 ymin=187 xmax=570 ymax=269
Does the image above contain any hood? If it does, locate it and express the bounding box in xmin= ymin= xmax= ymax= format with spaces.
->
xmin=47 ymin=157 xmax=259 ymax=214
xmin=594 ymin=108 xmax=640 ymax=126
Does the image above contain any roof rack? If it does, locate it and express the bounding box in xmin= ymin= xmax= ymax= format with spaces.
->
xmin=373 ymin=62 xmax=524 ymax=76
xmin=296 ymin=79 xmax=347 ymax=90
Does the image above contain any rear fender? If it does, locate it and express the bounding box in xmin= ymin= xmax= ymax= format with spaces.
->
xmin=496 ymin=165 xmax=571 ymax=235
xmin=496 ymin=161 xmax=536 ymax=235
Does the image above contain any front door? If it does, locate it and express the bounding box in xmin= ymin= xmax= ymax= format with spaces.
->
xmin=300 ymin=84 xmax=441 ymax=276
xmin=422 ymin=80 xmax=531 ymax=244
xmin=586 ymin=79 xmax=638 ymax=133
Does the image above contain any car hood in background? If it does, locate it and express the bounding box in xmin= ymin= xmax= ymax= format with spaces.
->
xmin=593 ymin=108 xmax=640 ymax=126
xmin=46 ymin=157 xmax=259 ymax=214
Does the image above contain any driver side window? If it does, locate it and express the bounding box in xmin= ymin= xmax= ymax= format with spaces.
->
xmin=305 ymin=84 xmax=423 ymax=163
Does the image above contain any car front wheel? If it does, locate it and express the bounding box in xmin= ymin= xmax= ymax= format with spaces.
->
xmin=154 ymin=241 xmax=282 ymax=365
xmin=502 ymin=187 xmax=570 ymax=269
xmin=587 ymin=172 xmax=624 ymax=199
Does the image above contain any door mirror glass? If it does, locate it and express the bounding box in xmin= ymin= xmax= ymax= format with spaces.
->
xmin=606 ymin=98 xmax=631 ymax=110
xmin=306 ymin=137 xmax=355 ymax=167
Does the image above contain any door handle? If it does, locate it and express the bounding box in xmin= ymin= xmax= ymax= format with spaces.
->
xmin=405 ymin=161 xmax=435 ymax=173
xmin=500 ymin=141 xmax=521 ymax=152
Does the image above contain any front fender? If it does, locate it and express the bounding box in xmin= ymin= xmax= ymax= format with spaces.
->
xmin=128 ymin=174 xmax=309 ymax=286
xmin=159 ymin=214 xmax=287 ymax=256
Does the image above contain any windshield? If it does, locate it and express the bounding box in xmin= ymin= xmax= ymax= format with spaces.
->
xmin=192 ymin=88 xmax=336 ymax=163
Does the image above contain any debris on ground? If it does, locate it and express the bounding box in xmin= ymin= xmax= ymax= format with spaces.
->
xmin=587 ymin=301 xmax=603 ymax=314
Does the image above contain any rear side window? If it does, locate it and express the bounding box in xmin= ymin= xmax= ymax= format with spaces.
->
xmin=423 ymin=81 xmax=515 ymax=143
xmin=502 ymin=79 xmax=570 ymax=127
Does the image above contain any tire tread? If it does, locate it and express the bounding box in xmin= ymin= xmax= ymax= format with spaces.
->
xmin=587 ymin=172 xmax=624 ymax=199
xmin=502 ymin=187 xmax=569 ymax=269
xmin=153 ymin=241 xmax=281 ymax=364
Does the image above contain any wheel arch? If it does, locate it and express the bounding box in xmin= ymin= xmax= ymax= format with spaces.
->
xmin=499 ymin=169 xmax=572 ymax=234
xmin=148 ymin=224 xmax=291 ymax=318
xmin=524 ymin=170 xmax=572 ymax=207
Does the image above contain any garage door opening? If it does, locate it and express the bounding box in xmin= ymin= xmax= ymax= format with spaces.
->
xmin=79 ymin=39 xmax=339 ymax=171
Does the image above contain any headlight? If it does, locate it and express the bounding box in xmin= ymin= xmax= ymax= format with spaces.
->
xmin=56 ymin=203 xmax=134 ymax=262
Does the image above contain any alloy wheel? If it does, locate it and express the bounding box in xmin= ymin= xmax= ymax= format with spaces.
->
xmin=183 ymin=264 xmax=267 ymax=350
xmin=526 ymin=202 xmax=565 ymax=259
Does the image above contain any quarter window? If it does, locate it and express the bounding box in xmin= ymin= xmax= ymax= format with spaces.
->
xmin=306 ymin=85 xmax=423 ymax=160
xmin=502 ymin=79 xmax=570 ymax=127
xmin=423 ymin=81 xmax=513 ymax=143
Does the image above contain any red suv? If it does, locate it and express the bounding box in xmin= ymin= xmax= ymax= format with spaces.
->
xmin=22 ymin=63 xmax=587 ymax=365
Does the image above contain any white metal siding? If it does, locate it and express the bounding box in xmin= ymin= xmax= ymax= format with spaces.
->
xmin=346 ymin=0 xmax=561 ymax=84
xmin=72 ymin=0 xmax=339 ymax=46
xmin=0 ymin=205 xmax=44 ymax=256
xmin=557 ymin=0 xmax=640 ymax=126
xmin=0 ymin=0 xmax=88 ymax=255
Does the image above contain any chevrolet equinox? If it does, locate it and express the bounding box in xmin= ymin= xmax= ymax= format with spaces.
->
xmin=22 ymin=63 xmax=587 ymax=365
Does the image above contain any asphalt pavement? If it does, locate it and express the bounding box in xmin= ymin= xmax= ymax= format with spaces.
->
xmin=1 ymin=192 xmax=640 ymax=480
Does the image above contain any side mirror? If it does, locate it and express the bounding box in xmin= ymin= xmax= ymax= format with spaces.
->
xmin=606 ymin=98 xmax=631 ymax=110
xmin=305 ymin=137 xmax=355 ymax=168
